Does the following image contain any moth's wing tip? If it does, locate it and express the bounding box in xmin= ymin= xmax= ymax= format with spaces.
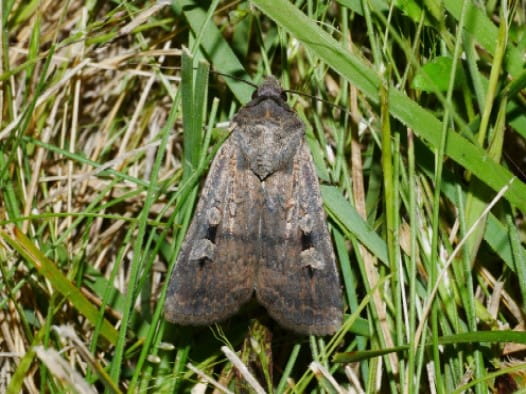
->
xmin=163 ymin=298 xmax=185 ymax=324
xmin=164 ymin=291 xmax=252 ymax=326
xmin=163 ymin=306 xmax=224 ymax=326
xmin=163 ymin=293 xmax=207 ymax=325
xmin=313 ymin=312 xmax=344 ymax=336
xmin=262 ymin=299 xmax=343 ymax=335
xmin=280 ymin=319 xmax=342 ymax=336
xmin=301 ymin=313 xmax=343 ymax=336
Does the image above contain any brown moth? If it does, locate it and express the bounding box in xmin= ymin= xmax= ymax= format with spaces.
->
xmin=165 ymin=76 xmax=343 ymax=335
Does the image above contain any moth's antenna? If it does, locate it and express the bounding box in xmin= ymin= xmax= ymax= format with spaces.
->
xmin=284 ymin=88 xmax=351 ymax=116
xmin=211 ymin=71 xmax=258 ymax=88
xmin=153 ymin=67 xmax=350 ymax=114
xmin=124 ymin=65 xmax=259 ymax=89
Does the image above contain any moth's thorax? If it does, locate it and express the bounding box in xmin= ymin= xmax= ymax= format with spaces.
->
xmin=234 ymin=97 xmax=304 ymax=180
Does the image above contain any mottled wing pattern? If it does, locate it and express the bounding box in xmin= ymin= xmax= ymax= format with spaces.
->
xmin=165 ymin=136 xmax=262 ymax=325
xmin=256 ymin=142 xmax=343 ymax=335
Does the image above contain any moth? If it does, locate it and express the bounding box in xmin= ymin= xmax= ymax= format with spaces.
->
xmin=165 ymin=76 xmax=343 ymax=335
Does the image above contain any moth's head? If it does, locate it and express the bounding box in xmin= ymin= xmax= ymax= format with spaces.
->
xmin=252 ymin=76 xmax=287 ymax=102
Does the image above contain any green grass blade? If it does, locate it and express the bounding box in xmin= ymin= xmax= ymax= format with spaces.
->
xmin=1 ymin=229 xmax=118 ymax=344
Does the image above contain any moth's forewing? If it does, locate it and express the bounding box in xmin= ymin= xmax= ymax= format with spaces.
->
xmin=255 ymin=143 xmax=343 ymax=335
xmin=165 ymin=139 xmax=260 ymax=325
